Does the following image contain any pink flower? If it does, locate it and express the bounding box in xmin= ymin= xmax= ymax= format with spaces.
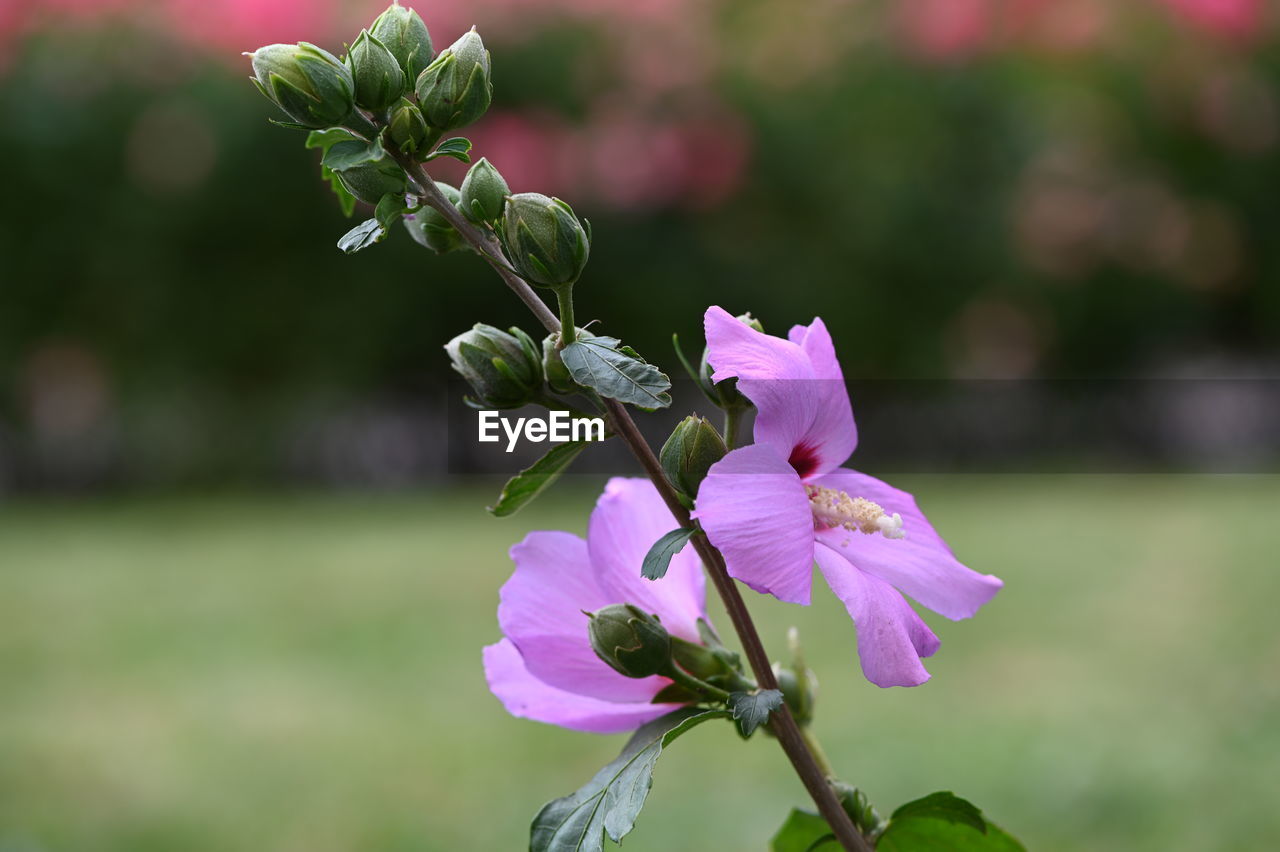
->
xmin=692 ymin=307 xmax=1003 ymax=688
xmin=483 ymin=477 xmax=708 ymax=733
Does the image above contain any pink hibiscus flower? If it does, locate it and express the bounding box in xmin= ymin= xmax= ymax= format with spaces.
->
xmin=692 ymin=306 xmax=1003 ymax=688
xmin=483 ymin=477 xmax=708 ymax=733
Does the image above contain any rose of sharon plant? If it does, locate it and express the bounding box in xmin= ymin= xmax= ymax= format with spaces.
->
xmin=245 ymin=5 xmax=1025 ymax=850
xmin=484 ymin=477 xmax=710 ymax=733
xmin=694 ymin=306 xmax=1003 ymax=687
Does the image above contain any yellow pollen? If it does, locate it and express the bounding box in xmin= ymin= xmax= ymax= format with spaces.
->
xmin=805 ymin=485 xmax=905 ymax=540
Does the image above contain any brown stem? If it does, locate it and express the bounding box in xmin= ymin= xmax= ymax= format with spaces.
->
xmin=393 ymin=151 xmax=870 ymax=852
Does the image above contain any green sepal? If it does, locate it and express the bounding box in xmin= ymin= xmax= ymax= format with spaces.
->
xmin=529 ymin=708 xmax=729 ymax=852
xmin=488 ymin=441 xmax=588 ymax=517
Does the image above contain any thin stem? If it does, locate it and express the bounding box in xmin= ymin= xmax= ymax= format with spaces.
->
xmin=664 ymin=663 xmax=732 ymax=704
xmin=800 ymin=725 xmax=837 ymax=779
xmin=390 ymin=149 xmax=871 ymax=852
xmin=555 ymin=285 xmax=576 ymax=345
xmin=723 ymin=407 xmax=743 ymax=450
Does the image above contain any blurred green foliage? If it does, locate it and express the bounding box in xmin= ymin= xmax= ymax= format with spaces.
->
xmin=1 ymin=14 xmax=1277 ymax=486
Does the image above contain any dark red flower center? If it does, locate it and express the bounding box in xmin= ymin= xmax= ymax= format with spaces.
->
xmin=788 ymin=443 xmax=819 ymax=478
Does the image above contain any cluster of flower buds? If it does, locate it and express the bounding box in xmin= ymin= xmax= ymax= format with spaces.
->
xmin=445 ymin=323 xmax=544 ymax=409
xmin=247 ymin=3 xmax=491 ymax=156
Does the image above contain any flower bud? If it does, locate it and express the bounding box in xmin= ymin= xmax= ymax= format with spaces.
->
xmin=403 ymin=182 xmax=465 ymax=253
xmin=387 ymin=97 xmax=430 ymax=156
xmin=772 ymin=664 xmax=817 ymax=727
xmin=500 ymin=192 xmax=591 ymax=288
xmin=414 ymin=28 xmax=492 ymax=131
xmin=445 ymin=323 xmax=543 ymax=409
xmin=587 ymin=604 xmax=672 ymax=679
xmin=370 ymin=2 xmax=434 ymax=81
xmin=541 ymin=332 xmax=577 ymax=395
xmin=660 ymin=416 xmax=727 ymax=499
xmin=700 ymin=313 xmax=761 ymax=410
xmin=334 ymin=153 xmax=408 ymax=204
xmin=460 ymin=158 xmax=509 ymax=224
xmin=347 ymin=30 xmax=405 ymax=112
xmin=248 ymin=42 xmax=354 ymax=128
xmin=586 ymin=603 xmax=675 ymax=675
xmin=832 ymin=782 xmax=885 ymax=838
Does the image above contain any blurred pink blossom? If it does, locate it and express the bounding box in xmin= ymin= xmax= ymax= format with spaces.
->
xmin=897 ymin=0 xmax=992 ymax=61
xmin=1160 ymin=0 xmax=1266 ymax=41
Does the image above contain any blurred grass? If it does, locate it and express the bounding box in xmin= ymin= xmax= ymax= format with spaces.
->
xmin=1 ymin=476 xmax=1278 ymax=851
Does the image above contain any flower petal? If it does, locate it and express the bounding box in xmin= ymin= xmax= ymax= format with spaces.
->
xmin=498 ymin=530 xmax=662 ymax=703
xmin=704 ymin=306 xmax=854 ymax=477
xmin=812 ymin=469 xmax=1003 ymax=620
xmin=483 ymin=640 xmax=679 ymax=734
xmin=814 ymin=543 xmax=939 ymax=688
xmin=588 ymin=477 xmax=706 ymax=642
xmin=787 ymin=317 xmax=857 ymax=463
xmin=692 ymin=442 xmax=815 ymax=604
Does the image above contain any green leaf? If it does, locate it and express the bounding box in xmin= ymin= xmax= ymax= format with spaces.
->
xmin=641 ymin=528 xmax=696 ymax=581
xmin=305 ymin=127 xmax=360 ymax=153
xmin=487 ymin=440 xmax=588 ymax=517
xmin=771 ymin=809 xmax=838 ymax=852
xmin=306 ymin=129 xmax=361 ymax=217
xmin=530 ymin=708 xmax=728 ymax=852
xmin=337 ymin=218 xmax=386 ymax=254
xmin=727 ymin=689 xmax=783 ymax=737
xmin=877 ymin=792 xmax=1025 ymax=852
xmin=560 ymin=336 xmax=672 ymax=409
xmin=374 ymin=193 xmax=413 ymax=228
xmin=424 ymin=136 xmax=473 ymax=163
xmin=322 ymin=137 xmax=386 ymax=171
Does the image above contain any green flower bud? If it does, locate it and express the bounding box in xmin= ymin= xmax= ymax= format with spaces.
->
xmin=370 ymin=2 xmax=435 ymax=83
xmin=347 ymin=30 xmax=405 ymax=112
xmin=500 ymin=192 xmax=591 ymax=288
xmin=460 ymin=157 xmax=509 ymax=224
xmin=831 ymin=781 xmax=885 ymax=838
xmin=541 ymin=332 xmax=578 ymax=395
xmin=445 ymin=323 xmax=543 ymax=409
xmin=403 ymin=182 xmax=465 ymax=253
xmin=660 ymin=416 xmax=727 ymax=499
xmin=772 ymin=664 xmax=817 ymax=727
xmin=387 ymin=97 xmax=430 ymax=155
xmin=587 ymin=604 xmax=672 ymax=679
xmin=248 ymin=42 xmax=354 ymax=128
xmin=334 ymin=153 xmax=408 ymax=204
xmin=414 ymin=27 xmax=492 ymax=131
xmin=700 ymin=313 xmax=761 ymax=411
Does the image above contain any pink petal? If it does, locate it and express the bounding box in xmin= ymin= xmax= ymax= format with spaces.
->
xmin=812 ymin=469 xmax=1003 ymax=620
xmin=483 ymin=640 xmax=679 ymax=734
xmin=704 ymin=306 xmax=855 ymax=477
xmin=588 ymin=477 xmax=706 ymax=642
xmin=814 ymin=543 xmax=940 ymax=688
xmin=498 ymin=530 xmax=663 ymax=703
xmin=692 ymin=442 xmax=816 ymax=605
